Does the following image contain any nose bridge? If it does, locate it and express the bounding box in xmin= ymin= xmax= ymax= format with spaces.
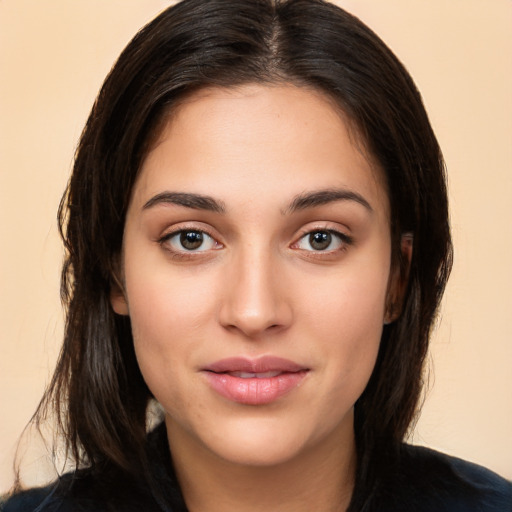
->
xmin=220 ymin=240 xmax=290 ymax=337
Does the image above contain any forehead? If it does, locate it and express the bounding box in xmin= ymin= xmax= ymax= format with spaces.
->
xmin=133 ymin=84 xmax=389 ymax=216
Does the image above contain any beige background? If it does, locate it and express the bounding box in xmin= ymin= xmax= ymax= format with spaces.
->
xmin=1 ymin=0 xmax=511 ymax=493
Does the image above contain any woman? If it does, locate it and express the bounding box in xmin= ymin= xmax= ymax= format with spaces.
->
xmin=3 ymin=0 xmax=510 ymax=511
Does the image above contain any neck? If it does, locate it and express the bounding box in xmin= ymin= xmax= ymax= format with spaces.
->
xmin=166 ymin=417 xmax=357 ymax=512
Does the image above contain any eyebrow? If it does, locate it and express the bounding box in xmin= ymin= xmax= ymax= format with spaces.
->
xmin=142 ymin=188 xmax=371 ymax=215
xmin=285 ymin=188 xmax=373 ymax=214
xmin=142 ymin=192 xmax=226 ymax=213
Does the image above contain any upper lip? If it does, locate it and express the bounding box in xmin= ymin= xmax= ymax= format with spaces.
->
xmin=203 ymin=356 xmax=307 ymax=374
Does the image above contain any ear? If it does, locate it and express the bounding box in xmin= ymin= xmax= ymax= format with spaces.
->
xmin=384 ymin=232 xmax=413 ymax=324
xmin=109 ymin=264 xmax=129 ymax=316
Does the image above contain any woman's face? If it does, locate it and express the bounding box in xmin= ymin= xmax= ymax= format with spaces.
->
xmin=112 ymin=84 xmax=394 ymax=468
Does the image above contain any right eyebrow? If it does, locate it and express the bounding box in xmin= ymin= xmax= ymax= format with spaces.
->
xmin=142 ymin=192 xmax=226 ymax=213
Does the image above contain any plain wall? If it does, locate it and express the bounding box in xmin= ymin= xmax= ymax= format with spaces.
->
xmin=1 ymin=0 xmax=511 ymax=493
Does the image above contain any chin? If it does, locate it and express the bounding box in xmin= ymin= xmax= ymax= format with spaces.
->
xmin=166 ymin=408 xmax=351 ymax=469
xmin=209 ymin=427 xmax=311 ymax=468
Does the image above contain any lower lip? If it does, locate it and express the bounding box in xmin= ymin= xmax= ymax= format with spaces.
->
xmin=203 ymin=371 xmax=308 ymax=405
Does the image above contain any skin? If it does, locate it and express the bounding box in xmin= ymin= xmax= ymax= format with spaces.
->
xmin=112 ymin=84 xmax=398 ymax=512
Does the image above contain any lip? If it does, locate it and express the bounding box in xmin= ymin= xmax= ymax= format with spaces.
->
xmin=202 ymin=356 xmax=309 ymax=405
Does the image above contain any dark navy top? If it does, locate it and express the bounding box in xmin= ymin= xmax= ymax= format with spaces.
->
xmin=2 ymin=424 xmax=511 ymax=511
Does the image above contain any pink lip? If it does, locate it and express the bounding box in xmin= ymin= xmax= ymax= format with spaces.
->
xmin=202 ymin=356 xmax=309 ymax=405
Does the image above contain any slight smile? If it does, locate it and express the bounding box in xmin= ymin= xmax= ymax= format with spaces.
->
xmin=202 ymin=356 xmax=310 ymax=405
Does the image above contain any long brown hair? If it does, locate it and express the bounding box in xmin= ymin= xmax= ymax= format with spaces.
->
xmin=28 ymin=0 xmax=452 ymax=509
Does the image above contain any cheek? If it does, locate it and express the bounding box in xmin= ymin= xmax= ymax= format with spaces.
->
xmin=124 ymin=251 xmax=217 ymax=336
xmin=122 ymin=258 xmax=218 ymax=397
xmin=297 ymin=261 xmax=389 ymax=390
xmin=299 ymin=261 xmax=389 ymax=343
xmin=315 ymin=290 xmax=384 ymax=378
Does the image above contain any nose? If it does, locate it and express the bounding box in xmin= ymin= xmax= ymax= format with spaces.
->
xmin=219 ymin=246 xmax=292 ymax=338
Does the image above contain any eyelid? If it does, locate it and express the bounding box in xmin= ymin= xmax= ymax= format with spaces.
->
xmin=157 ymin=223 xmax=223 ymax=255
xmin=290 ymin=224 xmax=353 ymax=254
xmin=164 ymin=231 xmax=216 ymax=252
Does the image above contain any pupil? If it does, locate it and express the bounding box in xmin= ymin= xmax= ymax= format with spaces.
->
xmin=180 ymin=231 xmax=203 ymax=250
xmin=310 ymin=231 xmax=331 ymax=250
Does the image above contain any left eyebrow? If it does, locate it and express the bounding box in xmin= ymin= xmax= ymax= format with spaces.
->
xmin=284 ymin=188 xmax=373 ymax=214
xmin=142 ymin=192 xmax=226 ymax=213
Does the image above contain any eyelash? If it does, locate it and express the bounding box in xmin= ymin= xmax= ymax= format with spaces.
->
xmin=158 ymin=226 xmax=222 ymax=259
xmin=292 ymin=228 xmax=353 ymax=255
xmin=157 ymin=226 xmax=353 ymax=259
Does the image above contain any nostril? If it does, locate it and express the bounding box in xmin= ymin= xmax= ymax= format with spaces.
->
xmin=218 ymin=280 xmax=293 ymax=337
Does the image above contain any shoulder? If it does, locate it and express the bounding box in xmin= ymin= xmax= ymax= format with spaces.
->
xmin=1 ymin=474 xmax=104 ymax=512
xmin=2 ymin=487 xmax=51 ymax=512
xmin=379 ymin=444 xmax=512 ymax=512
xmin=1 ymin=470 xmax=160 ymax=512
xmin=1 ymin=424 xmax=182 ymax=512
xmin=2 ymin=484 xmax=80 ymax=512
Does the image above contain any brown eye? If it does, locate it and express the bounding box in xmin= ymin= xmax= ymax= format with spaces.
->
xmin=309 ymin=231 xmax=332 ymax=251
xmin=180 ymin=231 xmax=204 ymax=250
xmin=162 ymin=230 xmax=218 ymax=252
xmin=294 ymin=229 xmax=351 ymax=253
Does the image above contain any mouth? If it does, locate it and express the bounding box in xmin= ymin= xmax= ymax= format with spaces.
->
xmin=224 ymin=370 xmax=283 ymax=379
xmin=202 ymin=356 xmax=309 ymax=405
